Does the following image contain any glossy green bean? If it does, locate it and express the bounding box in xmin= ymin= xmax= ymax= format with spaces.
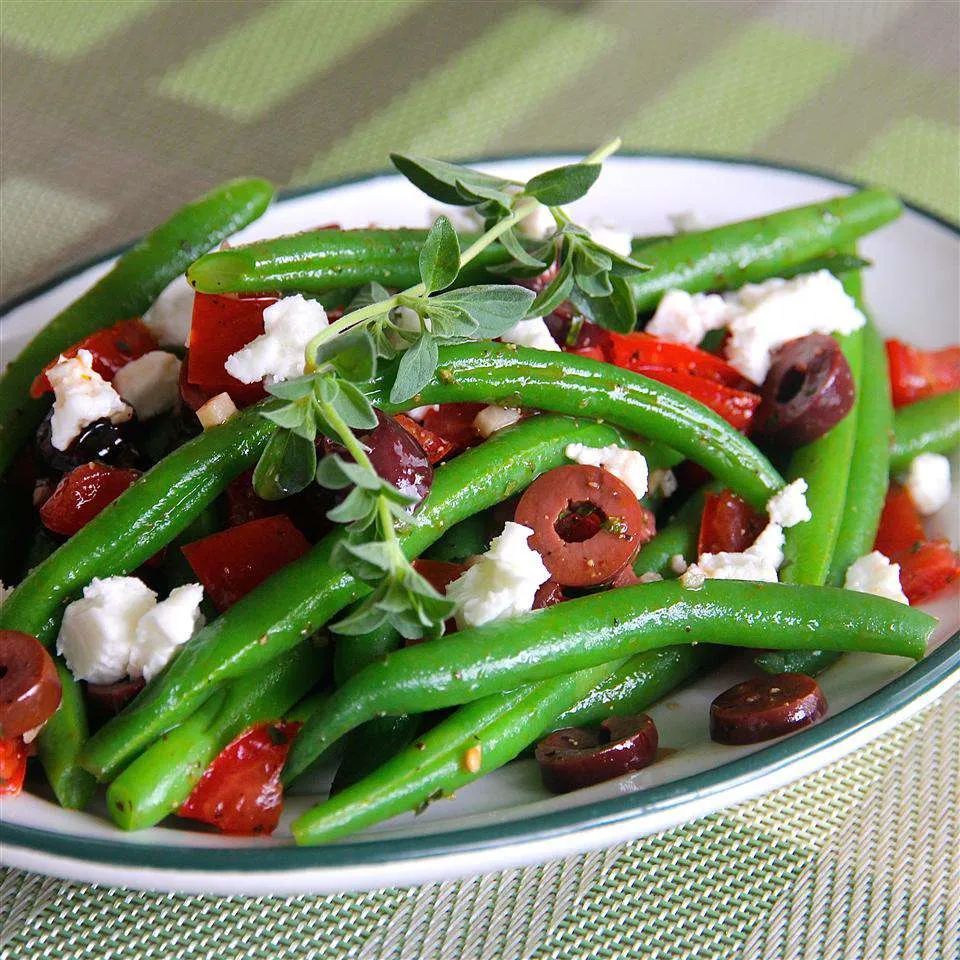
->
xmin=0 ymin=178 xmax=274 ymax=475
xmin=81 ymin=415 xmax=628 ymax=782
xmin=106 ymin=642 xmax=324 ymax=831
xmin=890 ymin=390 xmax=960 ymax=470
xmin=285 ymin=580 xmax=933 ymax=782
xmin=626 ymin=190 xmax=901 ymax=313
xmin=330 ymin=715 xmax=423 ymax=795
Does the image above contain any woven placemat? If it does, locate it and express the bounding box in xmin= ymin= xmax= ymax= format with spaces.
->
xmin=1 ymin=2 xmax=958 ymax=957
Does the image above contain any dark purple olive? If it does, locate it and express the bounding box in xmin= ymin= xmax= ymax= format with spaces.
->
xmin=535 ymin=713 xmax=659 ymax=793
xmin=85 ymin=676 xmax=145 ymax=725
xmin=36 ymin=412 xmax=141 ymax=473
xmin=755 ymin=334 xmax=854 ymax=446
xmin=710 ymin=673 xmax=826 ymax=745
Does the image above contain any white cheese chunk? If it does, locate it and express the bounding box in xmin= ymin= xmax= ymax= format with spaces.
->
xmin=565 ymin=443 xmax=649 ymax=500
xmin=474 ymin=406 xmax=522 ymax=438
xmin=446 ymin=522 xmax=550 ymax=629
xmin=500 ymin=316 xmax=559 ymax=352
xmin=517 ymin=204 xmax=555 ymax=240
xmin=638 ymin=571 xmax=664 ymax=584
xmin=844 ymin=551 xmax=909 ymax=605
xmin=225 ymin=294 xmax=328 ymax=385
xmin=587 ymin=222 xmax=633 ymax=258
xmin=57 ymin=577 xmax=157 ymax=684
xmin=646 ymin=290 xmax=731 ymax=347
xmin=681 ymin=522 xmax=785 ymax=588
xmin=766 ymin=478 xmax=812 ymax=529
xmin=649 ymin=468 xmax=678 ymax=499
xmin=669 ymin=554 xmax=688 ymax=575
xmin=47 ymin=349 xmax=132 ymax=451
xmin=142 ymin=274 xmax=195 ymax=348
xmin=905 ymin=453 xmax=952 ymax=516
xmin=113 ymin=350 xmax=181 ymax=420
xmin=128 ymin=583 xmax=205 ymax=683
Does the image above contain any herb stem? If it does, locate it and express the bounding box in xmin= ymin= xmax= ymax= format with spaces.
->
xmin=319 ymin=398 xmax=375 ymax=474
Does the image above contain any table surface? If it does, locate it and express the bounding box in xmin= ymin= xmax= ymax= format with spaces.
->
xmin=1 ymin=2 xmax=958 ymax=958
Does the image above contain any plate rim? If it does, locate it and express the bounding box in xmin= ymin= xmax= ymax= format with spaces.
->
xmin=2 ymin=151 xmax=958 ymax=882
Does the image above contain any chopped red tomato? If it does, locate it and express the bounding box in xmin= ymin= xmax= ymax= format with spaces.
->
xmin=181 ymin=515 xmax=310 ymax=611
xmin=637 ymin=368 xmax=760 ymax=431
xmin=225 ymin=469 xmax=281 ymax=527
xmin=178 ymin=721 xmax=300 ymax=835
xmin=31 ymin=318 xmax=158 ymax=397
xmin=0 ymin=737 xmax=28 ymax=796
xmin=39 ymin=462 xmax=140 ymax=536
xmin=608 ymin=332 xmax=753 ymax=389
xmin=186 ymin=293 xmax=276 ymax=407
xmin=420 ymin=403 xmax=486 ymax=451
xmin=886 ymin=339 xmax=960 ymax=407
xmin=874 ymin=485 xmax=926 ymax=557
xmin=394 ymin=415 xmax=456 ymax=464
xmin=698 ymin=490 xmax=767 ymax=555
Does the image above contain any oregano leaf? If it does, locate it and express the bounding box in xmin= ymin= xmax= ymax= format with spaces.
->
xmin=252 ymin=429 xmax=317 ymax=501
xmin=390 ymin=153 xmax=514 ymax=206
xmin=390 ymin=334 xmax=438 ymax=403
xmin=418 ymin=216 xmax=460 ymax=294
xmin=524 ymin=162 xmax=601 ymax=206
xmin=431 ymin=285 xmax=535 ymax=338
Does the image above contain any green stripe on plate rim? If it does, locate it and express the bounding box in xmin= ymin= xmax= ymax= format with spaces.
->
xmin=2 ymin=153 xmax=958 ymax=874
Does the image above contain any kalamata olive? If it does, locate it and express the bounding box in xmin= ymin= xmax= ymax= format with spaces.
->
xmin=532 ymin=579 xmax=565 ymax=608
xmin=85 ymin=677 xmax=145 ymax=722
xmin=515 ymin=465 xmax=655 ymax=587
xmin=756 ymin=334 xmax=854 ymax=446
xmin=536 ymin=713 xmax=659 ymax=793
xmin=544 ymin=313 xmax=610 ymax=353
xmin=36 ymin=411 xmax=141 ymax=473
xmin=710 ymin=672 xmax=827 ymax=745
xmin=0 ymin=630 xmax=62 ymax=739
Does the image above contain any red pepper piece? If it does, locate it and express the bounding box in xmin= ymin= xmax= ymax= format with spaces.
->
xmin=632 ymin=368 xmax=760 ymax=431
xmin=186 ymin=293 xmax=276 ymax=407
xmin=178 ymin=721 xmax=301 ymax=835
xmin=608 ymin=331 xmax=754 ymax=389
xmin=39 ymin=462 xmax=141 ymax=536
xmin=0 ymin=736 xmax=28 ymax=796
xmin=394 ymin=415 xmax=456 ymax=464
xmin=181 ymin=515 xmax=310 ymax=611
xmin=225 ymin=469 xmax=282 ymax=527
xmin=886 ymin=339 xmax=960 ymax=407
xmin=698 ymin=490 xmax=767 ymax=556
xmin=31 ymin=318 xmax=159 ymax=397
xmin=874 ymin=485 xmax=926 ymax=557
xmin=420 ymin=403 xmax=486 ymax=451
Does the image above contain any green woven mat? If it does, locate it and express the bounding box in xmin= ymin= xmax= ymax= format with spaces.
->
xmin=1 ymin=2 xmax=958 ymax=957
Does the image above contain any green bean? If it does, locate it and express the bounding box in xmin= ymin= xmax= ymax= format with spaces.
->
xmin=186 ymin=229 xmax=518 ymax=296
xmin=106 ymin=642 xmax=324 ymax=831
xmin=0 ymin=178 xmax=274 ymax=475
xmin=626 ymin=190 xmax=901 ymax=313
xmin=330 ymin=716 xmax=424 ymax=795
xmin=890 ymin=390 xmax=960 ymax=470
xmin=81 ymin=415 xmax=629 ymax=781
xmin=422 ymin=513 xmax=490 ymax=564
xmin=285 ymin=579 xmax=934 ymax=782
xmin=632 ymin=486 xmax=716 ymax=579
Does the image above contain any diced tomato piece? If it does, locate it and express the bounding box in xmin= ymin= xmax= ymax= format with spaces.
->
xmin=181 ymin=515 xmax=310 ymax=611
xmin=874 ymin=485 xmax=926 ymax=557
xmin=635 ymin=368 xmax=760 ymax=431
xmin=0 ymin=737 xmax=28 ymax=796
xmin=39 ymin=462 xmax=140 ymax=536
xmin=186 ymin=293 xmax=276 ymax=407
xmin=886 ymin=339 xmax=960 ymax=407
xmin=31 ymin=318 xmax=158 ymax=397
xmin=225 ymin=469 xmax=281 ymax=527
xmin=421 ymin=403 xmax=486 ymax=451
xmin=394 ymin=415 xmax=456 ymax=464
xmin=698 ymin=490 xmax=767 ymax=556
xmin=608 ymin=332 xmax=753 ymax=389
xmin=178 ymin=721 xmax=300 ymax=835
xmin=412 ymin=558 xmax=468 ymax=593
xmin=896 ymin=540 xmax=960 ymax=604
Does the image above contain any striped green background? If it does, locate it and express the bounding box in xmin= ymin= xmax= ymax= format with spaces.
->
xmin=1 ymin=2 xmax=958 ymax=958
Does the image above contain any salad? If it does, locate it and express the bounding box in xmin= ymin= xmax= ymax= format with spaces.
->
xmin=0 ymin=143 xmax=957 ymax=845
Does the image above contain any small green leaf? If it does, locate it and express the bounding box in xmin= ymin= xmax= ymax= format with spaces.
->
xmin=390 ymin=334 xmax=439 ymax=403
xmin=262 ymin=402 xmax=311 ymax=432
xmin=314 ymin=375 xmax=339 ymax=405
xmin=418 ymin=216 xmax=461 ymax=294
xmin=423 ymin=302 xmax=478 ymax=339
xmin=576 ymin=269 xmax=613 ymax=299
xmin=331 ymin=594 xmax=389 ymax=635
xmin=431 ymin=285 xmax=535 ymax=338
xmin=390 ymin=153 xmax=514 ymax=206
xmin=314 ymin=328 xmax=377 ymax=383
xmin=571 ymin=274 xmax=637 ymax=333
xmin=331 ymin=380 xmax=378 ymax=431
xmin=530 ymin=258 xmax=574 ymax=317
xmin=252 ymin=429 xmax=317 ymax=501
xmin=498 ymin=226 xmax=549 ymax=270
xmin=266 ymin=374 xmax=316 ymax=401
xmin=326 ymin=487 xmax=378 ymax=525
xmin=524 ymin=163 xmax=601 ymax=206
xmin=347 ymin=282 xmax=391 ymax=313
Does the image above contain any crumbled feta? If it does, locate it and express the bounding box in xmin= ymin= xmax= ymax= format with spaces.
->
xmin=113 ymin=350 xmax=181 ymax=420
xmin=723 ymin=271 xmax=866 ymax=384
xmin=565 ymin=443 xmax=649 ymax=500
xmin=225 ymin=294 xmax=327 ymax=385
xmin=587 ymin=222 xmax=633 ymax=258
xmin=142 ymin=274 xmax=195 ymax=347
xmin=645 ymin=290 xmax=731 ymax=347
xmin=407 ymin=404 xmax=439 ymax=422
xmin=649 ymin=468 xmax=678 ymax=499
xmin=844 ymin=551 xmax=909 ymax=605
xmin=128 ymin=583 xmax=204 ymax=683
xmin=681 ymin=522 xmax=785 ymax=588
xmin=500 ymin=316 xmax=559 ymax=352
xmin=905 ymin=453 xmax=952 ymax=516
xmin=47 ymin=349 xmax=132 ymax=451
xmin=767 ymin=479 xmax=812 ymax=529
xmin=518 ymin=204 xmax=555 ymax=240
xmin=446 ymin=522 xmax=550 ymax=629
xmin=669 ymin=554 xmax=688 ymax=575
xmin=638 ymin=571 xmax=664 ymax=584
xmin=474 ymin=406 xmax=522 ymax=438
xmin=57 ymin=577 xmax=157 ymax=684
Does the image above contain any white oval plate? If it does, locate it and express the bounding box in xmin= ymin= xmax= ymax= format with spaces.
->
xmin=2 ymin=155 xmax=958 ymax=896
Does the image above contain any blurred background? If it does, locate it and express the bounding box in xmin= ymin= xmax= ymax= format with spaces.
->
xmin=2 ymin=0 xmax=957 ymax=302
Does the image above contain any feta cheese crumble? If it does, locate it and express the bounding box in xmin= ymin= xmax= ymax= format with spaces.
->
xmin=500 ymin=316 xmax=559 ymax=352
xmin=649 ymin=468 xmax=678 ymax=499
xmin=128 ymin=583 xmax=205 ymax=683
xmin=142 ymin=274 xmax=195 ymax=347
xmin=113 ymin=350 xmax=181 ymax=420
xmin=587 ymin=222 xmax=633 ymax=258
xmin=844 ymin=551 xmax=909 ymax=605
xmin=225 ymin=294 xmax=328 ymax=385
xmin=517 ymin=204 xmax=555 ymax=241
xmin=766 ymin=479 xmax=812 ymax=528
xmin=669 ymin=554 xmax=688 ymax=575
xmin=638 ymin=571 xmax=664 ymax=584
xmin=47 ymin=349 xmax=132 ymax=451
xmin=446 ymin=522 xmax=550 ymax=629
xmin=565 ymin=443 xmax=649 ymax=500
xmin=904 ymin=453 xmax=952 ymax=516
xmin=474 ymin=406 xmax=522 ymax=438
xmin=646 ymin=290 xmax=731 ymax=347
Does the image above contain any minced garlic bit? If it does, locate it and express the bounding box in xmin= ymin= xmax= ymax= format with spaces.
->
xmin=196 ymin=392 xmax=238 ymax=429
xmin=462 ymin=744 xmax=482 ymax=773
